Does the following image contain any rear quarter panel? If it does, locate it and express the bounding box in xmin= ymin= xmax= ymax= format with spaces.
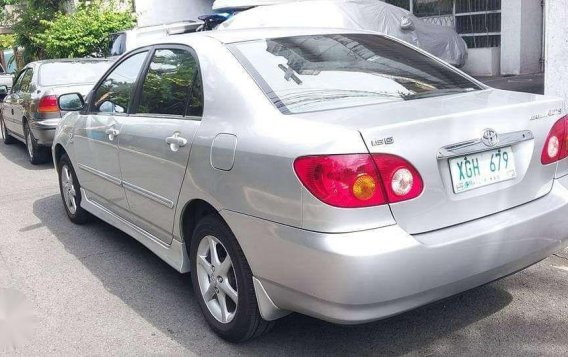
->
xmin=174 ymin=37 xmax=395 ymax=242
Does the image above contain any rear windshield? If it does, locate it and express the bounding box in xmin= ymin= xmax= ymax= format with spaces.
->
xmin=39 ymin=61 xmax=112 ymax=86
xmin=230 ymin=34 xmax=482 ymax=114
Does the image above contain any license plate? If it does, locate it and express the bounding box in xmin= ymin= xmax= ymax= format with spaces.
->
xmin=449 ymin=147 xmax=517 ymax=194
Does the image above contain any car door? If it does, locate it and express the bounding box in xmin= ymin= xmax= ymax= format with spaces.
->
xmin=73 ymin=50 xmax=150 ymax=217
xmin=116 ymin=46 xmax=204 ymax=245
xmin=2 ymin=68 xmax=31 ymax=137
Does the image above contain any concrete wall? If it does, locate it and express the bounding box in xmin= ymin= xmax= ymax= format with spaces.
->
xmin=461 ymin=47 xmax=501 ymax=77
xmin=134 ymin=0 xmax=214 ymax=27
xmin=544 ymin=0 xmax=568 ymax=106
xmin=501 ymin=0 xmax=543 ymax=75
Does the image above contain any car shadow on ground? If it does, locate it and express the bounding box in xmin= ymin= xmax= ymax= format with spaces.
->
xmin=33 ymin=194 xmax=515 ymax=355
xmin=0 ymin=140 xmax=54 ymax=170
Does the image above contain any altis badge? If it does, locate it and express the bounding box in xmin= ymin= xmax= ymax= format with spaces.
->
xmin=371 ymin=137 xmax=394 ymax=147
xmin=530 ymin=108 xmax=563 ymax=121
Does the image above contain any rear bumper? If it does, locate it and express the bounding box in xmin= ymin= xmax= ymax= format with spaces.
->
xmin=222 ymin=175 xmax=568 ymax=324
xmin=29 ymin=119 xmax=60 ymax=146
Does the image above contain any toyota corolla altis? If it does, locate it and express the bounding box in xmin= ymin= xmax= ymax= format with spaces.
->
xmin=52 ymin=28 xmax=568 ymax=342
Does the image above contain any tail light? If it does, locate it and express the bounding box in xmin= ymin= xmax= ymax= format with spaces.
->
xmin=541 ymin=115 xmax=568 ymax=165
xmin=38 ymin=95 xmax=60 ymax=113
xmin=294 ymin=153 xmax=423 ymax=208
xmin=372 ymin=154 xmax=424 ymax=203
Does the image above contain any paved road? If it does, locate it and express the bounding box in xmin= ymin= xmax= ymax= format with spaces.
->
xmin=0 ymin=140 xmax=567 ymax=356
xmin=476 ymin=73 xmax=545 ymax=95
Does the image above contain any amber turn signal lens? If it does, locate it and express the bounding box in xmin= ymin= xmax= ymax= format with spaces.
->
xmin=352 ymin=174 xmax=376 ymax=201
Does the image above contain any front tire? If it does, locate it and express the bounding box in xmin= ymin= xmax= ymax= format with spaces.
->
xmin=58 ymin=153 xmax=90 ymax=224
xmin=1 ymin=118 xmax=16 ymax=144
xmin=24 ymin=121 xmax=49 ymax=164
xmin=190 ymin=215 xmax=273 ymax=342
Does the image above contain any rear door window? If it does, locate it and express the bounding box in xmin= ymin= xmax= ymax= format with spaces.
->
xmin=230 ymin=33 xmax=482 ymax=114
xmin=11 ymin=69 xmax=28 ymax=93
xmin=136 ymin=48 xmax=202 ymax=117
xmin=19 ymin=69 xmax=33 ymax=93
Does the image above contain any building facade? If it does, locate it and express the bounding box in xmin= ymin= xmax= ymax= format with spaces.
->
xmin=544 ymin=0 xmax=567 ymax=105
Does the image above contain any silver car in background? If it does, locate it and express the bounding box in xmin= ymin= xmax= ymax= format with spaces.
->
xmin=52 ymin=28 xmax=568 ymax=342
xmin=0 ymin=59 xmax=112 ymax=164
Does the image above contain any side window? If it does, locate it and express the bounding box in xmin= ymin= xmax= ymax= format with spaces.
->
xmin=92 ymin=51 xmax=148 ymax=114
xmin=137 ymin=48 xmax=200 ymax=116
xmin=20 ymin=69 xmax=33 ymax=93
xmin=11 ymin=69 xmax=28 ymax=93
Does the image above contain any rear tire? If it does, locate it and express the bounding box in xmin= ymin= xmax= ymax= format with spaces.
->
xmin=190 ymin=215 xmax=274 ymax=342
xmin=24 ymin=121 xmax=50 ymax=165
xmin=57 ymin=153 xmax=90 ymax=224
xmin=1 ymin=118 xmax=16 ymax=144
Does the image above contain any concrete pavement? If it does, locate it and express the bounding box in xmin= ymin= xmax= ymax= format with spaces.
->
xmin=0 ymin=140 xmax=567 ymax=356
xmin=476 ymin=73 xmax=545 ymax=95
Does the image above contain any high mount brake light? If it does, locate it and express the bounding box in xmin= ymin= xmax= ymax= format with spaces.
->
xmin=294 ymin=153 xmax=423 ymax=208
xmin=541 ymin=115 xmax=568 ymax=165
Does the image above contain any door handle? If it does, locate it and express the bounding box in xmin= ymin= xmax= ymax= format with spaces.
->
xmin=105 ymin=127 xmax=120 ymax=141
xmin=165 ymin=132 xmax=187 ymax=152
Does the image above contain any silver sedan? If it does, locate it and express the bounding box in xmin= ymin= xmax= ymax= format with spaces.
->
xmin=52 ymin=28 xmax=568 ymax=342
xmin=1 ymin=59 xmax=112 ymax=164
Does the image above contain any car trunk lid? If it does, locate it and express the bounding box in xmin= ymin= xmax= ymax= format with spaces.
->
xmin=298 ymin=89 xmax=565 ymax=234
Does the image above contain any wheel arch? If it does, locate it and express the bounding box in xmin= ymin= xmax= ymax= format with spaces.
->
xmin=53 ymin=143 xmax=67 ymax=167
xmin=180 ymin=198 xmax=224 ymax=255
xmin=180 ymin=199 xmax=290 ymax=323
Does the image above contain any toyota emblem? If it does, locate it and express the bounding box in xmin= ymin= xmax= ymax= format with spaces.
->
xmin=481 ymin=128 xmax=499 ymax=147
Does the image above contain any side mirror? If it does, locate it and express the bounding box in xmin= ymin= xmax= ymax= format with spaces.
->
xmin=58 ymin=93 xmax=85 ymax=111
xmin=0 ymin=85 xmax=8 ymax=95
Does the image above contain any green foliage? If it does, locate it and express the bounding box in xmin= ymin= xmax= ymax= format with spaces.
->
xmin=10 ymin=0 xmax=64 ymax=62
xmin=0 ymin=0 xmax=18 ymax=24
xmin=0 ymin=34 xmax=15 ymax=49
xmin=34 ymin=2 xmax=136 ymax=59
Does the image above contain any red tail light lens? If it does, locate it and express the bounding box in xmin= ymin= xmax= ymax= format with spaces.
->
xmin=541 ymin=115 xmax=568 ymax=165
xmin=38 ymin=95 xmax=60 ymax=113
xmin=371 ymin=154 xmax=424 ymax=203
xmin=294 ymin=153 xmax=423 ymax=208
xmin=294 ymin=154 xmax=386 ymax=208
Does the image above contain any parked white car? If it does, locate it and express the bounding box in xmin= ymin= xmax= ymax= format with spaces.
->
xmin=109 ymin=21 xmax=202 ymax=57
xmin=0 ymin=63 xmax=14 ymax=90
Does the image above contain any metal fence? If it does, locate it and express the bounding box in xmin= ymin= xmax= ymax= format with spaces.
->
xmin=420 ymin=14 xmax=455 ymax=27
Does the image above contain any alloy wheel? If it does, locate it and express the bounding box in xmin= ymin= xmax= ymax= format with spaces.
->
xmin=26 ymin=130 xmax=33 ymax=159
xmin=196 ymin=235 xmax=239 ymax=324
xmin=60 ymin=164 xmax=78 ymax=215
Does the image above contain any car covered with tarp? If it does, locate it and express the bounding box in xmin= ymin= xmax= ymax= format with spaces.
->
xmin=214 ymin=0 xmax=468 ymax=67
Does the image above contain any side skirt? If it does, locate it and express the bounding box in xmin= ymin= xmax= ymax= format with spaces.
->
xmin=80 ymin=188 xmax=191 ymax=273
xmin=7 ymin=128 xmax=26 ymax=144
